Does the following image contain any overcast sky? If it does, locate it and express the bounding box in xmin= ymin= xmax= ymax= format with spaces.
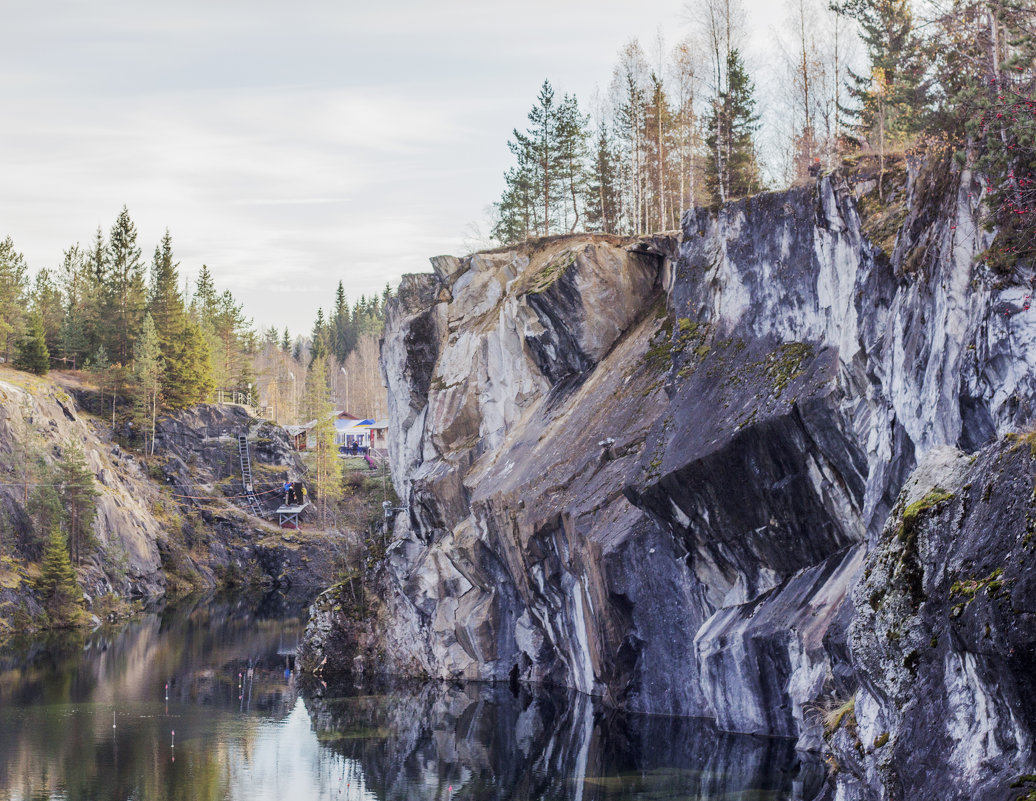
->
xmin=2 ymin=0 xmax=789 ymax=334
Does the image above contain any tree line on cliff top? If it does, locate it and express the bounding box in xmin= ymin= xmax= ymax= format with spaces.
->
xmin=0 ymin=207 xmax=391 ymax=447
xmin=492 ymin=0 xmax=1035 ymax=268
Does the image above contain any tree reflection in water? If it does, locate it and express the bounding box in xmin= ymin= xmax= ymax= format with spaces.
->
xmin=0 ymin=594 xmax=824 ymax=800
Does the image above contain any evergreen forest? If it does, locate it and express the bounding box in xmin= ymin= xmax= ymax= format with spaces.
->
xmin=0 ymin=208 xmax=392 ymax=445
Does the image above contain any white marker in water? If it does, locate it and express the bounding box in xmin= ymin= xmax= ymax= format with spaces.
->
xmin=112 ymin=710 xmax=116 ymax=729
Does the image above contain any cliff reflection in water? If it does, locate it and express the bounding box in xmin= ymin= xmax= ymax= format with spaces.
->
xmin=0 ymin=595 xmax=823 ymax=800
xmin=303 ymin=679 xmax=826 ymax=801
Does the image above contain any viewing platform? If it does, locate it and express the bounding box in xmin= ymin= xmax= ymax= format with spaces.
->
xmin=274 ymin=501 xmax=310 ymax=529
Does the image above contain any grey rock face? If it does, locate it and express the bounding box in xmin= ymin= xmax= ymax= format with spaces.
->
xmin=0 ymin=375 xmax=166 ymax=602
xmin=826 ymin=443 xmax=1036 ymax=801
xmin=307 ymin=161 xmax=1036 ymax=798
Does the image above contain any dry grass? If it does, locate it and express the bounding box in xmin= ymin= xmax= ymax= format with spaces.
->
xmin=822 ymin=696 xmax=856 ymax=735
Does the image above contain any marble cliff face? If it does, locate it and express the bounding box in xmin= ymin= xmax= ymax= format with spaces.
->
xmin=306 ymin=159 xmax=1036 ymax=800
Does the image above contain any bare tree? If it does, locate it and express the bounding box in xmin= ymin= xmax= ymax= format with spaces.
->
xmin=343 ymin=334 xmax=387 ymax=419
xmin=610 ymin=40 xmax=650 ymax=233
xmin=671 ymin=36 xmax=703 ymax=223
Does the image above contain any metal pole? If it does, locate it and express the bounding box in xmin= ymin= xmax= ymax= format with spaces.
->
xmin=289 ymin=372 xmax=296 ymax=424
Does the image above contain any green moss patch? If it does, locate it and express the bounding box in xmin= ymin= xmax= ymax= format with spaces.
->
xmin=526 ymin=249 xmax=579 ymax=294
xmin=898 ymin=488 xmax=955 ymax=545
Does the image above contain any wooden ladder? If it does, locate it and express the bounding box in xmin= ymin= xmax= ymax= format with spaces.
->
xmin=237 ymin=434 xmax=264 ymax=518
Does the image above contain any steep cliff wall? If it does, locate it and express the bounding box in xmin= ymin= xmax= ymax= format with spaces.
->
xmin=305 ymin=158 xmax=1036 ymax=799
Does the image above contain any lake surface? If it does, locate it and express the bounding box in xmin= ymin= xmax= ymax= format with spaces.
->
xmin=0 ymin=595 xmax=824 ymax=800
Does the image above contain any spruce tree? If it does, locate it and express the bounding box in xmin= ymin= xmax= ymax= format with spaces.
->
xmin=37 ymin=526 xmax=83 ymax=625
xmin=27 ymin=471 xmax=62 ymax=558
xmin=14 ymin=312 xmax=50 ymax=375
xmin=83 ymin=227 xmax=109 ymax=362
xmin=836 ymin=0 xmax=926 ymax=198
xmin=164 ymin=317 xmax=214 ymax=409
xmin=0 ymin=236 xmax=28 ymax=363
xmin=31 ymin=270 xmax=64 ymax=361
xmin=131 ymin=314 xmax=163 ymax=455
xmin=331 ymin=282 xmax=353 ymax=362
xmin=147 ymin=230 xmax=211 ymax=407
xmin=586 ymin=123 xmax=620 ymax=233
xmin=148 ymin=230 xmax=185 ymax=349
xmin=106 ymin=207 xmax=147 ymax=364
xmin=493 ymin=159 xmax=537 ymax=244
xmin=58 ymin=244 xmax=91 ymax=368
xmin=704 ymin=49 xmax=762 ymax=203
xmin=309 ymin=308 xmax=328 ymax=365
xmin=55 ymin=438 xmax=97 ymax=567
xmin=209 ymin=290 xmax=250 ymax=392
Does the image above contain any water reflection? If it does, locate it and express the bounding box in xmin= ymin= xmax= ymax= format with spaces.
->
xmin=304 ymin=680 xmax=825 ymax=801
xmin=0 ymin=596 xmax=824 ymax=801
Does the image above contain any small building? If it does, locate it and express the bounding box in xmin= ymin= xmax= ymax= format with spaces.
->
xmin=334 ymin=416 xmax=389 ymax=452
xmin=287 ymin=412 xmax=387 ymax=452
xmin=285 ymin=421 xmax=315 ymax=450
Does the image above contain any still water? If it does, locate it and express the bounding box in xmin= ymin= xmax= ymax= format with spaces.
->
xmin=0 ymin=595 xmax=824 ymax=801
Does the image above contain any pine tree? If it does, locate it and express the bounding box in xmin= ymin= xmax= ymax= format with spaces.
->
xmin=281 ymin=327 xmax=291 ymax=353
xmin=494 ymin=80 xmax=567 ymax=243
xmin=556 ymin=93 xmax=590 ymax=232
xmin=36 ymin=526 xmax=83 ymax=625
xmin=671 ymin=36 xmax=703 ymax=221
xmin=191 ymin=264 xmax=219 ymax=322
xmin=612 ymin=40 xmax=650 ymax=233
xmin=642 ymin=73 xmax=676 ymax=231
xmin=14 ymin=312 xmax=50 ymax=375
